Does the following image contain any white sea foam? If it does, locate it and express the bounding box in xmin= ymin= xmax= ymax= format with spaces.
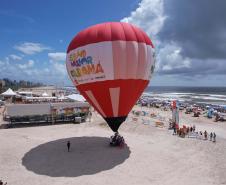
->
xmin=143 ymin=91 xmax=226 ymax=103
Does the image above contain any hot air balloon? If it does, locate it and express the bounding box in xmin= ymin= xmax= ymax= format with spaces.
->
xmin=66 ymin=22 xmax=155 ymax=134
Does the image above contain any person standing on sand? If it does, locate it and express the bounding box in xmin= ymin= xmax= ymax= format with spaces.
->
xmin=173 ymin=125 xmax=177 ymax=135
xmin=213 ymin=132 xmax=216 ymax=142
xmin=210 ymin=132 xmax=213 ymax=141
xmin=67 ymin=141 xmax=71 ymax=152
xmin=87 ymin=111 xmax=92 ymax=122
xmin=204 ymin=130 xmax=208 ymax=140
xmin=199 ymin=131 xmax=203 ymax=139
xmin=187 ymin=126 xmax=190 ymax=133
xmin=193 ymin=125 xmax=196 ymax=132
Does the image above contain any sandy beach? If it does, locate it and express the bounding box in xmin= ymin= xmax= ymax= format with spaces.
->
xmin=1 ymin=105 xmax=226 ymax=185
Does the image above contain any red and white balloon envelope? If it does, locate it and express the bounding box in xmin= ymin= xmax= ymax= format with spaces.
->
xmin=66 ymin=22 xmax=155 ymax=133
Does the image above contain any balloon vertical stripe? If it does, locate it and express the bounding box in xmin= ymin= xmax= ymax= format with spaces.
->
xmin=109 ymin=87 xmax=120 ymax=117
xmin=85 ymin=90 xmax=106 ymax=117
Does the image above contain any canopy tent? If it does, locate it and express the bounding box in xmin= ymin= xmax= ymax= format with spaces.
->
xmin=25 ymin=97 xmax=57 ymax=100
xmin=42 ymin=92 xmax=49 ymax=97
xmin=66 ymin=94 xmax=86 ymax=102
xmin=1 ymin=88 xmax=17 ymax=96
xmin=18 ymin=91 xmax=33 ymax=96
xmin=58 ymin=95 xmax=67 ymax=100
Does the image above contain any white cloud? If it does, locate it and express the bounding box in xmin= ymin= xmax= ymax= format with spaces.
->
xmin=5 ymin=57 xmax=9 ymax=63
xmin=121 ymin=0 xmax=191 ymax=76
xmin=48 ymin=52 xmax=66 ymax=62
xmin=9 ymin=54 xmax=23 ymax=60
xmin=121 ymin=0 xmax=166 ymax=36
xmin=14 ymin=42 xmax=50 ymax=55
xmin=0 ymin=56 xmax=69 ymax=85
xmin=157 ymin=43 xmax=191 ymax=72
xmin=18 ymin=60 xmax=34 ymax=69
xmin=52 ymin=62 xmax=67 ymax=75
xmin=43 ymin=68 xmax=50 ymax=73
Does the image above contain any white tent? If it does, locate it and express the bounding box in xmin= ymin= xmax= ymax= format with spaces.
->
xmin=1 ymin=88 xmax=17 ymax=96
xmin=18 ymin=91 xmax=33 ymax=96
xmin=58 ymin=95 xmax=66 ymax=100
xmin=42 ymin=92 xmax=49 ymax=97
xmin=66 ymin=94 xmax=86 ymax=102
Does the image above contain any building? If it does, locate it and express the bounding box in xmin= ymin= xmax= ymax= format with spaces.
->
xmin=0 ymin=80 xmax=5 ymax=93
xmin=4 ymin=102 xmax=90 ymax=124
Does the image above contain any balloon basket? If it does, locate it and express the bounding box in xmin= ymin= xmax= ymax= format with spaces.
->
xmin=109 ymin=132 xmax=125 ymax=148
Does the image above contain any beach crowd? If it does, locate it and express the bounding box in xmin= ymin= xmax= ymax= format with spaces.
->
xmin=173 ymin=125 xmax=216 ymax=142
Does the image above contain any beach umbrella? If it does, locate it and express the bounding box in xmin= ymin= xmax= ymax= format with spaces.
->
xmin=66 ymin=22 xmax=155 ymax=132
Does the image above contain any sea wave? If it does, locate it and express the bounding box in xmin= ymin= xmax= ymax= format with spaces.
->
xmin=143 ymin=91 xmax=226 ymax=104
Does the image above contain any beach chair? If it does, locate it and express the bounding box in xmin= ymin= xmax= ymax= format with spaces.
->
xmin=132 ymin=117 xmax=138 ymax=122
xmin=155 ymin=121 xmax=164 ymax=128
xmin=142 ymin=119 xmax=151 ymax=125
xmin=150 ymin=113 xmax=156 ymax=118
xmin=142 ymin=111 xmax=147 ymax=116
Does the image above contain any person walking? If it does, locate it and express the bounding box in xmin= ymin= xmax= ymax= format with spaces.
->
xmin=67 ymin=141 xmax=71 ymax=152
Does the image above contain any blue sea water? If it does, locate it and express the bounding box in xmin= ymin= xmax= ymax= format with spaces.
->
xmin=145 ymin=86 xmax=226 ymax=105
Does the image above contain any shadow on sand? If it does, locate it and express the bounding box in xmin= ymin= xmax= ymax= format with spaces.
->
xmin=22 ymin=137 xmax=131 ymax=177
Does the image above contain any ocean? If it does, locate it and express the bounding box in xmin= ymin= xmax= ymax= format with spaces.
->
xmin=145 ymin=86 xmax=226 ymax=105
xmin=65 ymin=85 xmax=226 ymax=105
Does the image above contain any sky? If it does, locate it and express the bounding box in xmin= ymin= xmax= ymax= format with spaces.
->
xmin=0 ymin=0 xmax=226 ymax=87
